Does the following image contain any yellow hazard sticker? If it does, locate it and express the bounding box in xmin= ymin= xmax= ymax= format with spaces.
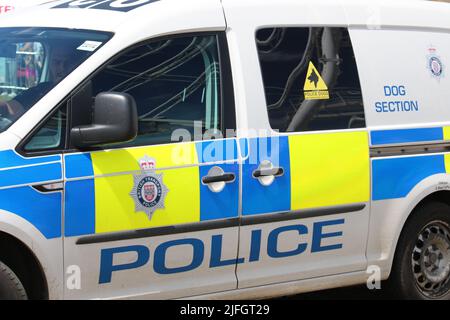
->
xmin=303 ymin=61 xmax=329 ymax=100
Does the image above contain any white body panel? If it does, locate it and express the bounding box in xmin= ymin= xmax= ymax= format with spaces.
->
xmin=64 ymin=228 xmax=239 ymax=299
xmin=236 ymin=211 xmax=369 ymax=289
xmin=351 ymin=28 xmax=450 ymax=129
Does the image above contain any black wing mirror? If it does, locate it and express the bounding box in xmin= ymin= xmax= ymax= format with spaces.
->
xmin=70 ymin=92 xmax=138 ymax=148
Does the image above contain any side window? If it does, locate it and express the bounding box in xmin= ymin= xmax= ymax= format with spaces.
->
xmin=255 ymin=27 xmax=366 ymax=132
xmin=81 ymin=34 xmax=223 ymax=147
xmin=23 ymin=103 xmax=67 ymax=151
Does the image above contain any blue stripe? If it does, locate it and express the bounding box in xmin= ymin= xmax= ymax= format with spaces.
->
xmin=196 ymin=139 xmax=239 ymax=221
xmin=372 ymin=155 xmax=445 ymax=201
xmin=199 ymin=163 xmax=239 ymax=221
xmin=371 ymin=127 xmax=443 ymax=145
xmin=242 ymin=136 xmax=291 ymax=216
xmin=195 ymin=139 xmax=238 ymax=163
xmin=65 ymin=179 xmax=95 ymax=236
xmin=0 ymin=150 xmax=60 ymax=169
xmin=0 ymin=163 xmax=61 ymax=188
xmin=0 ymin=186 xmax=61 ymax=239
xmin=65 ymin=153 xmax=94 ymax=179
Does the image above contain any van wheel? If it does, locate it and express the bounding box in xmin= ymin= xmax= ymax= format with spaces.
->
xmin=0 ymin=261 xmax=27 ymax=300
xmin=391 ymin=201 xmax=450 ymax=300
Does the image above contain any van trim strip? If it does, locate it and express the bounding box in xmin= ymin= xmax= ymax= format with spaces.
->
xmin=75 ymin=203 xmax=365 ymax=245
xmin=240 ymin=203 xmax=366 ymax=226
xmin=76 ymin=218 xmax=241 ymax=244
xmin=370 ymin=142 xmax=450 ymax=158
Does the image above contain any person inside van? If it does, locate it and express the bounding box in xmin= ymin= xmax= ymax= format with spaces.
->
xmin=0 ymin=43 xmax=75 ymax=122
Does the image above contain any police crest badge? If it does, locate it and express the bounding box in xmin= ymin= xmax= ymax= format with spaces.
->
xmin=427 ymin=46 xmax=445 ymax=80
xmin=130 ymin=155 xmax=168 ymax=221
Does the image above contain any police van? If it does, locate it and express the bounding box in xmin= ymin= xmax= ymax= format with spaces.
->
xmin=0 ymin=0 xmax=449 ymax=300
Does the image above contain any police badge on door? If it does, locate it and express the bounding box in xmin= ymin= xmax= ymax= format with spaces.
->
xmin=130 ymin=155 xmax=168 ymax=221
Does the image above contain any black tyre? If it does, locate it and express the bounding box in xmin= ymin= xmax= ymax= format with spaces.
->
xmin=0 ymin=260 xmax=27 ymax=300
xmin=390 ymin=201 xmax=450 ymax=300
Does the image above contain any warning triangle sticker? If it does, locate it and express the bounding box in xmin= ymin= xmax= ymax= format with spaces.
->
xmin=304 ymin=61 xmax=328 ymax=91
xmin=303 ymin=61 xmax=329 ymax=100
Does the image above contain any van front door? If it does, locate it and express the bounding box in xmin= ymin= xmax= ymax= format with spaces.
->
xmin=62 ymin=33 xmax=240 ymax=299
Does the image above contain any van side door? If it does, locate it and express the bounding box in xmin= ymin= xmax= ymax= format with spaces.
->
xmin=223 ymin=1 xmax=371 ymax=288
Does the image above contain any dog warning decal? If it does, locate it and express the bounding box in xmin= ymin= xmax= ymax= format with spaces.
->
xmin=304 ymin=61 xmax=329 ymax=100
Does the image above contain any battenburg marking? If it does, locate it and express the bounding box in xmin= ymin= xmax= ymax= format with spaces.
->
xmin=130 ymin=155 xmax=168 ymax=221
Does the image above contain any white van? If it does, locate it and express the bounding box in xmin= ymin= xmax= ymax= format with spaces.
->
xmin=0 ymin=0 xmax=449 ymax=300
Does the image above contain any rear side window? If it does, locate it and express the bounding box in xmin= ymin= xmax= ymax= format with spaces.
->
xmin=256 ymin=27 xmax=365 ymax=132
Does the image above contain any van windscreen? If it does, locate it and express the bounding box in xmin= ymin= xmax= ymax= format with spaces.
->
xmin=0 ymin=27 xmax=112 ymax=133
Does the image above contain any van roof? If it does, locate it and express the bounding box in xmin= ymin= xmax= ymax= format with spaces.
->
xmin=0 ymin=0 xmax=216 ymax=32
xmin=1 ymin=0 xmax=450 ymax=33
xmin=0 ymin=0 xmax=228 ymax=32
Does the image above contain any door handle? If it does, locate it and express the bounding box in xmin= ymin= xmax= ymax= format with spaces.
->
xmin=201 ymin=166 xmax=235 ymax=193
xmin=253 ymin=160 xmax=284 ymax=186
xmin=202 ymin=173 xmax=235 ymax=184
xmin=252 ymin=167 xmax=284 ymax=178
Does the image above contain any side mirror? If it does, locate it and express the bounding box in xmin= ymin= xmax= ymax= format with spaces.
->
xmin=70 ymin=92 xmax=138 ymax=148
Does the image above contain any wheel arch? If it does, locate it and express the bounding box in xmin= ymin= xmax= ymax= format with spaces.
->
xmin=367 ymin=173 xmax=450 ymax=279
xmin=0 ymin=210 xmax=64 ymax=299
xmin=0 ymin=231 xmax=48 ymax=299
xmin=390 ymin=189 xmax=450 ymax=266
xmin=387 ymin=191 xmax=450 ymax=298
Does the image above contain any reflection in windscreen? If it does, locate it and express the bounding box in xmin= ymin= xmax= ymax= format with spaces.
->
xmin=0 ymin=28 xmax=112 ymax=132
